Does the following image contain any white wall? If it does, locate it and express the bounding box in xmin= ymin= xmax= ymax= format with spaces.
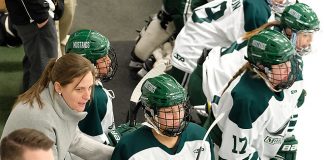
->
xmin=294 ymin=0 xmax=323 ymax=159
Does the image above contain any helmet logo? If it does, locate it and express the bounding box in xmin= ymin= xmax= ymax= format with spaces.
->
xmin=143 ymin=81 xmax=157 ymax=93
xmin=288 ymin=9 xmax=301 ymax=20
xmin=73 ymin=41 xmax=90 ymax=49
xmin=252 ymin=40 xmax=266 ymax=50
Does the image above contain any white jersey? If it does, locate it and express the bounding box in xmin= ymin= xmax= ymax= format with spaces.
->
xmin=212 ymin=70 xmax=303 ymax=159
xmin=171 ymin=0 xmax=272 ymax=73
xmin=199 ymin=37 xmax=305 ymax=158
xmin=202 ymin=38 xmax=248 ymax=102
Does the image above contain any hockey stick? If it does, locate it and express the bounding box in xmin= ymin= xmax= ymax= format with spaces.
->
xmin=128 ymin=63 xmax=166 ymax=126
xmin=196 ymin=110 xmax=225 ymax=160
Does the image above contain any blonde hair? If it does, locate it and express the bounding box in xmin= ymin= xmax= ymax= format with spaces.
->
xmin=242 ymin=21 xmax=281 ymax=40
xmin=15 ymin=53 xmax=96 ymax=108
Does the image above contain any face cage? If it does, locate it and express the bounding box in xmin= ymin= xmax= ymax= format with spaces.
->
xmin=290 ymin=30 xmax=315 ymax=56
xmin=96 ymin=48 xmax=118 ymax=82
xmin=146 ymin=101 xmax=191 ymax=137
xmin=265 ymin=56 xmax=299 ymax=91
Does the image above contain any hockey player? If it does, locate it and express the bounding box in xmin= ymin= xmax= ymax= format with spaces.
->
xmin=188 ymin=2 xmax=319 ymax=108
xmin=65 ymin=29 xmax=118 ymax=145
xmin=111 ymin=74 xmax=215 ymax=160
xmin=206 ymin=30 xmax=301 ymax=159
xmin=280 ymin=2 xmax=320 ymax=56
xmin=189 ymin=4 xmax=319 ymax=158
xmin=169 ymin=0 xmax=296 ymax=86
xmin=129 ymin=0 xmax=212 ymax=78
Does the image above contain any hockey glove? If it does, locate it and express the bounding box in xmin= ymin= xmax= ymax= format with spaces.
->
xmin=107 ymin=122 xmax=143 ymax=146
xmin=270 ymin=135 xmax=298 ymax=160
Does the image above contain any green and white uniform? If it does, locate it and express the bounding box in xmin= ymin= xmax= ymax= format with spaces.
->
xmin=209 ymin=69 xmax=303 ymax=159
xmin=78 ymin=80 xmax=115 ymax=145
xmin=202 ymin=38 xmax=248 ymax=103
xmin=189 ymin=36 xmax=304 ymax=125
xmin=111 ymin=122 xmax=215 ymax=160
xmin=171 ymin=0 xmax=271 ymax=77
xmin=201 ymin=39 xmax=304 ymax=103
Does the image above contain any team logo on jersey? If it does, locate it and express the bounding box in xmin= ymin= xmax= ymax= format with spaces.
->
xmin=264 ymin=136 xmax=283 ymax=145
xmin=291 ymin=90 xmax=297 ymax=94
xmin=193 ymin=147 xmax=205 ymax=153
xmin=173 ymin=53 xmax=185 ymax=62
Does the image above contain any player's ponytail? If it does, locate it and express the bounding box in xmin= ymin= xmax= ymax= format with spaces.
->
xmin=242 ymin=21 xmax=281 ymax=40
xmin=221 ymin=63 xmax=251 ymax=95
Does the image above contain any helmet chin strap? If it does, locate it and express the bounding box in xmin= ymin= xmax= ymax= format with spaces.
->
xmin=143 ymin=114 xmax=169 ymax=137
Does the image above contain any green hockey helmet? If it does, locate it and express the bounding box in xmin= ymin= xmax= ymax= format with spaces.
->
xmin=141 ymin=74 xmax=187 ymax=108
xmin=65 ymin=29 xmax=118 ymax=81
xmin=281 ymin=3 xmax=320 ymax=32
xmin=140 ymin=74 xmax=190 ymax=137
xmin=247 ymin=29 xmax=295 ymax=66
xmin=281 ymin=3 xmax=320 ymax=55
xmin=246 ymin=29 xmax=298 ymax=91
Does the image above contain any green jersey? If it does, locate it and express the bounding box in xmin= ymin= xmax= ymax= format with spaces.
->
xmin=111 ymin=122 xmax=215 ymax=160
xmin=78 ymin=80 xmax=115 ymax=144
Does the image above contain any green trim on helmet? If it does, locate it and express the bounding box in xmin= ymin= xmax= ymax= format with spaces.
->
xmin=65 ymin=29 xmax=111 ymax=63
xmin=140 ymin=74 xmax=187 ymax=110
xmin=246 ymin=29 xmax=295 ymax=66
xmin=281 ymin=3 xmax=320 ymax=32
